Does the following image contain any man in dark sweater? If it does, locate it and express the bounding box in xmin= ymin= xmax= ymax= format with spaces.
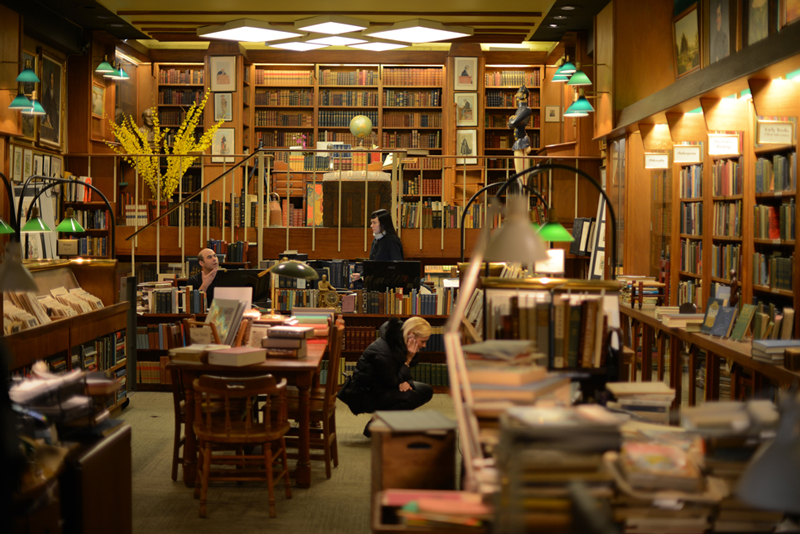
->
xmin=186 ymin=248 xmax=219 ymax=306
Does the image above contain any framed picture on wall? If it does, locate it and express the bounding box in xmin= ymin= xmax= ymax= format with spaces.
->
xmin=12 ymin=146 xmax=23 ymax=182
xmin=743 ymin=0 xmax=773 ymax=46
xmin=705 ymin=0 xmax=736 ymax=64
xmin=454 ymin=57 xmax=478 ymax=91
xmin=32 ymin=154 xmax=43 ymax=177
xmin=92 ymin=83 xmax=105 ymax=118
xmin=673 ymin=4 xmax=701 ymax=78
xmin=214 ymin=93 xmax=232 ymax=122
xmin=38 ymin=51 xmax=64 ymax=149
xmin=781 ymin=0 xmax=800 ymax=26
xmin=50 ymin=155 xmax=62 ymax=178
xmin=212 ymin=128 xmax=235 ymax=163
xmin=545 ymin=105 xmax=561 ymax=123
xmin=456 ymin=130 xmax=477 ymax=165
xmin=23 ymin=149 xmax=32 ymax=181
xmin=42 ymin=155 xmax=51 ymax=177
xmin=455 ymin=93 xmax=477 ymax=126
xmin=210 ymin=56 xmax=236 ymax=92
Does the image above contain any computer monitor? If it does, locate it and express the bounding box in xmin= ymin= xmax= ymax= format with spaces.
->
xmin=362 ymin=261 xmax=421 ymax=293
xmin=214 ymin=269 xmax=271 ymax=307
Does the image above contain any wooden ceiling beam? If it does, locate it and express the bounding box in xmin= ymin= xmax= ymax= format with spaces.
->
xmin=119 ymin=10 xmax=543 ymax=16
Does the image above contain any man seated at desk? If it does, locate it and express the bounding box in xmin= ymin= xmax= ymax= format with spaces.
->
xmin=186 ymin=248 xmax=220 ymax=306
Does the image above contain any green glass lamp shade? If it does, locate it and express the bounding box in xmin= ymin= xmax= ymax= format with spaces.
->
xmin=569 ymin=96 xmax=595 ymax=113
xmin=16 ymin=67 xmax=39 ymax=83
xmin=555 ymin=60 xmax=576 ymax=76
xmin=538 ymin=221 xmax=575 ymax=242
xmin=530 ymin=222 xmax=541 ymax=232
xmin=24 ymin=92 xmax=46 ymax=116
xmin=8 ymin=92 xmax=32 ymax=110
xmin=0 ymin=241 xmax=38 ymax=293
xmin=112 ymin=66 xmax=130 ymax=81
xmin=268 ymin=259 xmax=320 ymax=280
xmin=56 ymin=208 xmax=86 ymax=233
xmin=95 ymin=56 xmax=115 ymax=74
xmin=103 ymin=67 xmax=121 ymax=78
xmin=567 ymin=69 xmax=592 ymax=86
xmin=0 ymin=218 xmax=15 ymax=234
xmin=22 ymin=207 xmax=52 ymax=233
xmin=552 ymin=74 xmax=570 ymax=83
xmin=563 ymin=105 xmax=589 ymax=118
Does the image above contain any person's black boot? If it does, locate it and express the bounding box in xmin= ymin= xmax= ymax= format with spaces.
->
xmin=363 ymin=421 xmax=372 ymax=438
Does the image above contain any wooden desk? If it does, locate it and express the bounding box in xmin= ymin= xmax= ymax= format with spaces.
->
xmin=620 ymin=306 xmax=800 ymax=404
xmin=169 ymin=340 xmax=326 ymax=489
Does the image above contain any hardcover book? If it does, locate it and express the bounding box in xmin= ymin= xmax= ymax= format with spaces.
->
xmin=729 ymin=304 xmax=756 ymax=342
xmin=709 ymin=306 xmax=738 ymax=338
xmin=700 ymin=298 xmax=725 ymax=335
xmin=207 ymin=346 xmax=267 ymax=367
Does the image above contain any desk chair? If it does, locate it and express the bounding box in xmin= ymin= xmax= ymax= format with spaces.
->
xmin=285 ymin=320 xmax=345 ymax=478
xmin=193 ymin=374 xmax=292 ymax=518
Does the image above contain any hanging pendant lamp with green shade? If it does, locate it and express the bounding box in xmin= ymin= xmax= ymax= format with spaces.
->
xmin=56 ymin=208 xmax=86 ymax=233
xmin=537 ymin=209 xmax=574 ymax=242
xmin=22 ymin=206 xmax=53 ymax=233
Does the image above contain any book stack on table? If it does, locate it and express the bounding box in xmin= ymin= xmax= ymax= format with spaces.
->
xmin=751 ymin=339 xmax=800 ymax=364
xmin=606 ymin=381 xmax=676 ymax=423
xmin=261 ymin=325 xmax=315 ymax=359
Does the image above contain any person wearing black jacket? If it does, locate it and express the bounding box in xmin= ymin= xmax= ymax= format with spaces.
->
xmin=337 ymin=317 xmax=433 ymax=436
xmin=368 ymin=208 xmax=404 ymax=261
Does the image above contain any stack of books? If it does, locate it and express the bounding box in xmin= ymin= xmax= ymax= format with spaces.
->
xmin=751 ymin=339 xmax=800 ymax=364
xmin=606 ymin=381 xmax=675 ymax=423
xmin=261 ymin=325 xmax=315 ymax=358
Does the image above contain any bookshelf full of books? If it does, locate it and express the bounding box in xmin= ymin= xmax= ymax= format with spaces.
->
xmin=678 ymin=163 xmax=704 ymax=305
xmin=60 ymin=200 xmax=112 ymax=258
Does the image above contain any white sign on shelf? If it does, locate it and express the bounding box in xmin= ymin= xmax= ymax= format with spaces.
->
xmin=644 ymin=153 xmax=670 ymax=169
xmin=757 ymin=121 xmax=795 ymax=145
xmin=709 ymin=134 xmax=740 ymax=156
xmin=674 ymin=145 xmax=702 ymax=163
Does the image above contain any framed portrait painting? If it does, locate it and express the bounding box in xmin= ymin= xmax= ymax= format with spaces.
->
xmin=706 ymin=0 xmax=735 ymax=64
xmin=456 ymin=130 xmax=477 ymax=165
xmin=744 ymin=0 xmax=772 ymax=45
xmin=673 ymin=4 xmax=701 ymax=78
xmin=214 ymin=93 xmax=232 ymax=122
xmin=212 ymin=128 xmax=235 ymax=163
xmin=210 ymin=56 xmax=236 ymax=92
xmin=92 ymin=83 xmax=105 ymax=118
xmin=455 ymin=93 xmax=477 ymax=127
xmin=39 ymin=52 xmax=64 ymax=149
xmin=454 ymin=57 xmax=478 ymax=91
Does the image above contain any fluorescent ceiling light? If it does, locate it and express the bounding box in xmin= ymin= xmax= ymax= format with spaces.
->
xmin=307 ymin=34 xmax=366 ymax=46
xmin=364 ymin=19 xmax=472 ymax=43
xmin=294 ymin=15 xmax=369 ymax=35
xmin=198 ymin=18 xmax=301 ymax=42
xmin=347 ymin=40 xmax=408 ymax=51
xmin=270 ymin=40 xmax=330 ymax=51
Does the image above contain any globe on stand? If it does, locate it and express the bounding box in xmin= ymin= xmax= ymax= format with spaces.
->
xmin=349 ymin=115 xmax=373 ymax=149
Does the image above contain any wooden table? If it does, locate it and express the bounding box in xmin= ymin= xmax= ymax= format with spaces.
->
xmin=169 ymin=340 xmax=326 ymax=489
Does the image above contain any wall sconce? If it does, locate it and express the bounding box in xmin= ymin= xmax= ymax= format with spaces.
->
xmin=95 ymin=55 xmax=115 ymax=74
xmin=554 ymin=56 xmax=577 ymax=76
xmin=20 ymin=90 xmax=46 ymax=116
xmin=2 ymin=59 xmax=39 ymax=111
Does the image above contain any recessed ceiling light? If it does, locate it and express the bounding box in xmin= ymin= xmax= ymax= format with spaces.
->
xmin=347 ymin=40 xmax=408 ymax=51
xmin=198 ymin=18 xmax=302 ymax=42
xmin=307 ymin=34 xmax=366 ymax=46
xmin=108 ymin=23 xmax=125 ymax=27
xmin=553 ymin=15 xmax=568 ymax=20
xmin=364 ymin=19 xmax=472 ymax=43
xmin=561 ymin=5 xmax=578 ymax=10
xmin=548 ymin=24 xmax=560 ymax=28
xmin=295 ymin=15 xmax=369 ymax=35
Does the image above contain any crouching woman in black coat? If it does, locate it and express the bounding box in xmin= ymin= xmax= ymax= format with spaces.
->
xmin=337 ymin=317 xmax=434 ymax=435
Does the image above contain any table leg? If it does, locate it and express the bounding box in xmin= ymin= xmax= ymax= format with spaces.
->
xmin=670 ymin=338 xmax=682 ymax=410
xmin=706 ymin=352 xmax=720 ymax=402
xmin=182 ymin=371 xmax=198 ymax=488
xmin=657 ymin=333 xmax=666 ymax=382
xmin=294 ymin=382 xmax=312 ymax=488
xmin=730 ymin=362 xmax=740 ymax=401
xmin=688 ymin=345 xmax=698 ymax=406
xmin=630 ymin=320 xmax=640 ymax=382
xmin=641 ymin=325 xmax=653 ymax=382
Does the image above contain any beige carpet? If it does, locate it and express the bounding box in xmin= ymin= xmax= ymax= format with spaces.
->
xmin=117 ymin=391 xmax=458 ymax=534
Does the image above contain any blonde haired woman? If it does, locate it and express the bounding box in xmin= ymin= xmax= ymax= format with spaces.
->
xmin=337 ymin=317 xmax=434 ymax=436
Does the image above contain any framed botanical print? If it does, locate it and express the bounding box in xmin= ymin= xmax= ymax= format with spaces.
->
xmin=454 ymin=57 xmax=478 ymax=91
xmin=39 ymin=52 xmax=64 ymax=149
xmin=455 ymin=93 xmax=477 ymax=126
xmin=12 ymin=146 xmax=23 ymax=182
xmin=23 ymin=149 xmax=33 ymax=181
xmin=50 ymin=155 xmax=63 ymax=178
xmin=456 ymin=130 xmax=477 ymax=165
xmin=673 ymin=4 xmax=701 ymax=78
xmin=212 ymin=128 xmax=235 ymax=163
xmin=210 ymin=56 xmax=236 ymax=92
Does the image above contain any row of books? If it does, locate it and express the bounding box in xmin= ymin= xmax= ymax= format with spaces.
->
xmin=680 ymin=201 xmax=703 ymax=235
xmin=136 ymin=358 xmax=173 ymax=385
xmin=318 ymin=89 xmax=378 ymax=106
xmin=680 ymin=163 xmax=703 ymax=198
xmin=74 ymin=236 xmax=107 ymax=257
xmin=485 ymin=70 xmax=541 ymax=87
xmin=485 ymin=113 xmax=541 ymax=128
xmin=753 ymin=200 xmax=796 ymax=240
xmin=159 ymin=68 xmax=203 ymax=85
xmin=486 ymin=89 xmax=541 ymax=107
xmin=72 ymin=332 xmax=126 ymax=372
xmin=158 ymin=89 xmax=202 ymax=106
xmin=402 ymin=176 xmax=442 ymax=196
xmin=568 ymin=217 xmax=598 ymax=257
xmin=383 ymin=89 xmax=441 ymax=107
xmin=61 ymin=173 xmax=92 ymax=202
xmin=680 ymin=238 xmax=703 ymax=274
xmin=710 ymin=243 xmax=740 ymax=280
xmin=255 ymin=130 xmax=310 ymax=148
xmin=271 ymin=289 xmax=321 ymax=313
xmin=359 ymin=287 xmax=456 ymax=316
xmin=381 ymin=131 xmax=440 ymax=149
xmin=158 ymin=109 xmax=199 ymax=127
xmin=136 ymin=321 xmax=186 ymax=351
xmin=712 ymin=158 xmax=743 ymax=196
xmin=66 ymin=208 xmax=109 ymax=230
xmin=712 ymin=200 xmax=742 ymax=238
xmin=254 ymin=88 xmax=313 ymax=106
xmin=402 ymin=156 xmax=443 ymax=170
xmin=678 ymin=279 xmax=703 ymax=306
xmin=383 ymin=67 xmax=442 ymax=86
xmin=318 ymin=110 xmax=379 ymax=127
xmin=254 ymin=110 xmax=313 ymax=127
xmin=384 ymin=112 xmax=442 ymax=128
xmin=254 ymin=69 xmax=313 ymax=85
xmin=755 ymin=151 xmax=796 ymax=193
xmin=409 ymin=362 xmax=449 ymax=387
xmin=752 ymin=252 xmax=793 ymax=290
xmin=319 ymin=68 xmax=379 ymax=86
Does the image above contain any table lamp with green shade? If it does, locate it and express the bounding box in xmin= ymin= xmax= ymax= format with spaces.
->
xmin=262 ymin=259 xmax=319 ymax=321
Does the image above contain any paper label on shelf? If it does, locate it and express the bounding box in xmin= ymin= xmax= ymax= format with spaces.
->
xmin=757 ymin=120 xmax=794 ymax=145
xmin=708 ymin=134 xmax=740 ymax=156
xmin=644 ymin=153 xmax=669 ymax=169
xmin=673 ymin=145 xmax=702 ymax=163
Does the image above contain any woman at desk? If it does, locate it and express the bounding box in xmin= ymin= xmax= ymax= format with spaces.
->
xmin=368 ymin=209 xmax=404 ymax=261
xmin=338 ymin=317 xmax=433 ymax=436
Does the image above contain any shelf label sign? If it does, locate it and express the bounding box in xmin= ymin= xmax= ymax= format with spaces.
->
xmin=708 ymin=134 xmax=740 ymax=156
xmin=757 ymin=120 xmax=795 ymax=145
xmin=644 ymin=152 xmax=669 ymax=169
xmin=673 ymin=145 xmax=702 ymax=163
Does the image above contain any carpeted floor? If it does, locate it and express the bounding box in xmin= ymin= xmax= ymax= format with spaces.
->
xmin=117 ymin=391 xmax=457 ymax=534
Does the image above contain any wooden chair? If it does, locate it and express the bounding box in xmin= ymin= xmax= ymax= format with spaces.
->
xmin=285 ymin=320 xmax=345 ymax=478
xmin=192 ymin=374 xmax=292 ymax=518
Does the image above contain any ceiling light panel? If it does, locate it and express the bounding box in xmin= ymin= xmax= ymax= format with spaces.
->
xmin=308 ymin=35 xmax=367 ymax=46
xmin=270 ymin=41 xmax=330 ymax=51
xmin=364 ymin=19 xmax=473 ymax=43
xmin=198 ymin=19 xmax=301 ymax=42
xmin=347 ymin=41 xmax=408 ymax=51
xmin=295 ymin=15 xmax=369 ymax=35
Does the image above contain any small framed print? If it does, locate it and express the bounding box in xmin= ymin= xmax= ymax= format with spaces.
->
xmin=454 ymin=57 xmax=478 ymax=91
xmin=214 ymin=93 xmax=232 ymax=122
xmin=39 ymin=51 xmax=64 ymax=149
xmin=32 ymin=154 xmax=43 ymax=177
xmin=545 ymin=105 xmax=561 ymax=123
xmin=781 ymin=0 xmax=800 ymax=27
xmin=50 ymin=156 xmax=62 ymax=178
xmin=455 ymin=93 xmax=477 ymax=126
xmin=212 ymin=128 xmax=235 ymax=163
xmin=42 ymin=155 xmax=51 ymax=177
xmin=210 ymin=56 xmax=236 ymax=92
xmin=92 ymin=83 xmax=105 ymax=118
xmin=673 ymin=4 xmax=701 ymax=78
xmin=456 ymin=129 xmax=477 ymax=165
xmin=12 ymin=146 xmax=23 ymax=182
xmin=23 ymin=149 xmax=33 ymax=180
